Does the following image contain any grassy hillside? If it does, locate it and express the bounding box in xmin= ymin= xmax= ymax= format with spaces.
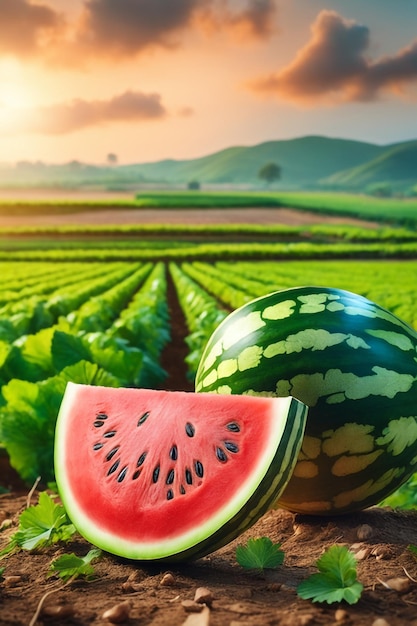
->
xmin=0 ymin=136 xmax=382 ymax=191
xmin=321 ymin=140 xmax=417 ymax=192
xmin=128 ymin=136 xmax=382 ymax=186
xmin=1 ymin=135 xmax=416 ymax=191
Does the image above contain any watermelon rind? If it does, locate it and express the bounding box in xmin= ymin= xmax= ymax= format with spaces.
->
xmin=195 ymin=286 xmax=417 ymax=515
xmin=54 ymin=383 xmax=307 ymax=561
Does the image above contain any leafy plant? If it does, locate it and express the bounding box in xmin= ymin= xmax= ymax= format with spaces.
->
xmin=236 ymin=537 xmax=284 ymax=572
xmin=297 ymin=545 xmax=363 ymax=605
xmin=0 ymin=491 xmax=76 ymax=557
xmin=48 ymin=548 xmax=102 ymax=582
xmin=409 ymin=544 xmax=417 ymax=558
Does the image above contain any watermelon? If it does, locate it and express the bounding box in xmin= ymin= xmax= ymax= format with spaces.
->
xmin=195 ymin=286 xmax=417 ymax=515
xmin=54 ymin=382 xmax=306 ymax=561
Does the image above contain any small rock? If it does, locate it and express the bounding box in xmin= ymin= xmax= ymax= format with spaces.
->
xmin=372 ymin=619 xmax=391 ymax=626
xmin=41 ymin=604 xmax=75 ymax=619
xmin=356 ymin=523 xmax=373 ymax=540
xmin=181 ymin=605 xmax=210 ymax=626
xmin=335 ymin=608 xmax=349 ymax=621
xmin=160 ymin=572 xmax=176 ymax=586
xmin=194 ymin=586 xmax=214 ymax=606
xmin=298 ymin=614 xmax=316 ymax=626
xmin=371 ymin=546 xmax=392 ymax=560
xmin=3 ymin=575 xmax=22 ymax=587
xmin=102 ymin=601 xmax=131 ymax=623
xmin=0 ymin=518 xmax=12 ymax=531
xmin=383 ymin=577 xmax=410 ymax=593
xmin=121 ymin=581 xmax=142 ymax=593
xmin=354 ymin=547 xmax=371 ymax=561
xmin=182 ymin=600 xmax=204 ymax=613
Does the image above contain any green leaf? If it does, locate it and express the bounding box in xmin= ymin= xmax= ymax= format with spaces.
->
xmin=297 ymin=545 xmax=363 ymax=605
xmin=236 ymin=537 xmax=284 ymax=571
xmin=0 ymin=360 xmax=119 ymax=483
xmin=51 ymin=330 xmax=92 ymax=372
xmin=48 ymin=548 xmax=102 ymax=582
xmin=409 ymin=544 xmax=417 ymax=558
xmin=5 ymin=492 xmax=76 ymax=553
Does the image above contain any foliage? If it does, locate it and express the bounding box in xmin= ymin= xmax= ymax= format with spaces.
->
xmin=48 ymin=548 xmax=102 ymax=582
xmin=236 ymin=537 xmax=284 ymax=571
xmin=258 ymin=162 xmax=281 ymax=185
xmin=297 ymin=545 xmax=363 ymax=605
xmin=0 ymin=492 xmax=76 ymax=557
xmin=380 ymin=473 xmax=417 ymax=510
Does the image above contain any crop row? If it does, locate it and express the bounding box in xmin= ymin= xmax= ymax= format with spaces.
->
xmin=1 ymin=259 xmax=417 ymax=496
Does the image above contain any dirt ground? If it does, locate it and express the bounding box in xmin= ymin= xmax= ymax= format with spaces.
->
xmin=1 ymin=203 xmax=416 ymax=625
xmin=1 ymin=490 xmax=417 ymax=626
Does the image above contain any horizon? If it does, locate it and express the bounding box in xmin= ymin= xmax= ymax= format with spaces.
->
xmin=1 ymin=1 xmax=417 ymax=165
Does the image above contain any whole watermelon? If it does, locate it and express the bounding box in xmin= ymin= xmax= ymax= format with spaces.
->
xmin=195 ymin=286 xmax=417 ymax=515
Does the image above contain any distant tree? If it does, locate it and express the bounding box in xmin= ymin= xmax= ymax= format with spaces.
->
xmin=258 ymin=162 xmax=281 ymax=185
xmin=188 ymin=180 xmax=200 ymax=190
xmin=107 ymin=153 xmax=118 ymax=166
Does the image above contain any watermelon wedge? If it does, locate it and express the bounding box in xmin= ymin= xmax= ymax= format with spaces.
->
xmin=55 ymin=383 xmax=307 ymax=562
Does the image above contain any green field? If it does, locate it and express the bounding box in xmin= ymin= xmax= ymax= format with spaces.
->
xmin=1 ymin=193 xmax=417 ymax=509
xmin=1 ymin=190 xmax=417 ymax=226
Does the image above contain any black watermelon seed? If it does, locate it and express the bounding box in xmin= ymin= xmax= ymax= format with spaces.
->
xmin=166 ymin=469 xmax=175 ymax=485
xmin=224 ymin=441 xmax=239 ymax=453
xmin=103 ymin=431 xmax=117 ymax=438
xmin=96 ymin=413 xmax=108 ymax=420
xmin=216 ymin=447 xmax=228 ymax=463
xmin=152 ymin=466 xmax=160 ymax=483
xmin=93 ymin=443 xmax=103 ymax=451
xmin=185 ymin=468 xmax=193 ymax=485
xmin=137 ymin=411 xmax=150 ymax=426
xmin=185 ymin=422 xmax=195 ymax=437
xmin=170 ymin=445 xmax=178 ymax=461
xmin=107 ymin=460 xmax=120 ymax=476
xmin=117 ymin=466 xmax=128 ymax=483
xmin=106 ymin=447 xmax=119 ymax=461
xmin=180 ymin=485 xmax=186 ymax=495
xmin=93 ymin=420 xmax=105 ymax=428
xmin=132 ymin=469 xmax=141 ymax=480
xmin=137 ymin=452 xmax=147 ymax=467
xmin=194 ymin=460 xmax=204 ymax=478
xmin=226 ymin=422 xmax=240 ymax=432
xmin=167 ymin=489 xmax=174 ymax=500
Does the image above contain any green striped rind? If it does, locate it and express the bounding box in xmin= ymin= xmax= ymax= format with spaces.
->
xmin=166 ymin=397 xmax=307 ymax=562
xmin=195 ymin=286 xmax=417 ymax=515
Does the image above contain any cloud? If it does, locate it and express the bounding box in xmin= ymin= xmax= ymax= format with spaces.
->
xmin=2 ymin=90 xmax=167 ymax=135
xmin=78 ymin=0 xmax=200 ymax=55
xmin=199 ymin=0 xmax=277 ymax=40
xmin=249 ymin=10 xmax=417 ymax=103
xmin=0 ymin=0 xmax=64 ymax=56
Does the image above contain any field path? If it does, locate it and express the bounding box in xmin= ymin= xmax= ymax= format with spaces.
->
xmin=0 ymin=206 xmax=379 ymax=228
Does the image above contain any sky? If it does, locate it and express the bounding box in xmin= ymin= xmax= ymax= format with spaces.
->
xmin=0 ymin=0 xmax=417 ymax=165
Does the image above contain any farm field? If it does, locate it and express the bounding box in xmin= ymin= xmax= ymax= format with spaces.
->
xmin=1 ymin=200 xmax=417 ymax=626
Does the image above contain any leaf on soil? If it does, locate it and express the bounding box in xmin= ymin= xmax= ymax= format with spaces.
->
xmin=297 ymin=545 xmax=363 ymax=605
xmin=0 ymin=491 xmax=76 ymax=557
xmin=48 ymin=548 xmax=102 ymax=582
xmin=236 ymin=537 xmax=284 ymax=571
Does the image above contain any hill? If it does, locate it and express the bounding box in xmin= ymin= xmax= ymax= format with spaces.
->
xmin=321 ymin=140 xmax=417 ymax=192
xmin=122 ymin=136 xmax=382 ymax=187
xmin=0 ymin=135 xmax=416 ymax=192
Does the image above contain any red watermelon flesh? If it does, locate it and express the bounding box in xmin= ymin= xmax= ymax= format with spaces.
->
xmin=55 ymin=383 xmax=306 ymax=561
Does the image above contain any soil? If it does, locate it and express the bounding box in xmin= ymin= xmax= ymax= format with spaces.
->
xmin=1 ymin=204 xmax=417 ymax=625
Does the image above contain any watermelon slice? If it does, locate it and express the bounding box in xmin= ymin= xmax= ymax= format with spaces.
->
xmin=55 ymin=383 xmax=307 ymax=562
